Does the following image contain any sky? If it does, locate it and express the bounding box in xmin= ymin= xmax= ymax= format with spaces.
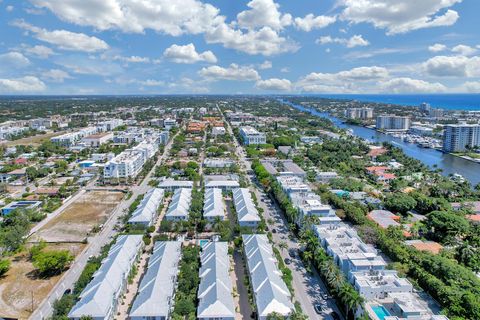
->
xmin=0 ymin=0 xmax=479 ymax=95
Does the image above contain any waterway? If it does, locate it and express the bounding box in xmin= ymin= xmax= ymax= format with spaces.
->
xmin=281 ymin=100 xmax=480 ymax=187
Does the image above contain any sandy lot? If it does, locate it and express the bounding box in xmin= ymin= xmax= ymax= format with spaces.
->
xmin=2 ymin=131 xmax=66 ymax=147
xmin=31 ymin=191 xmax=124 ymax=242
xmin=0 ymin=243 xmax=85 ymax=319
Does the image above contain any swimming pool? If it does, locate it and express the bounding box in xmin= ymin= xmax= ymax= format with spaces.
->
xmin=371 ymin=305 xmax=390 ymax=320
xmin=199 ymin=239 xmax=209 ymax=247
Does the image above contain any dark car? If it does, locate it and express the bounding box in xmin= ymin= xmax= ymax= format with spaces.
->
xmin=314 ymin=304 xmax=324 ymax=314
xmin=288 ymin=249 xmax=297 ymax=258
xmin=271 ymin=228 xmax=277 ymax=233
xmin=284 ymin=258 xmax=291 ymax=265
xmin=330 ymin=311 xmax=341 ymax=320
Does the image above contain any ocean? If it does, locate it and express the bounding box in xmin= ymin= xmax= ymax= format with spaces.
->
xmin=310 ymin=94 xmax=480 ymax=111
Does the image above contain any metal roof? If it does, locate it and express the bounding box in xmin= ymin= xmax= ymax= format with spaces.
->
xmin=165 ymin=188 xmax=192 ymax=219
xmin=68 ymin=235 xmax=143 ymax=319
xmin=129 ymin=241 xmax=181 ymax=318
xmin=242 ymin=234 xmax=294 ymax=318
xmin=197 ymin=242 xmax=235 ymax=319
xmin=233 ymin=188 xmax=261 ymax=224
xmin=128 ymin=188 xmax=164 ymax=225
xmin=203 ymin=188 xmax=225 ymax=219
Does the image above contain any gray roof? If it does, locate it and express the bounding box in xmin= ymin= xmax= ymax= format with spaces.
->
xmin=203 ymin=188 xmax=225 ymax=219
xmin=242 ymin=234 xmax=294 ymax=318
xmin=68 ymin=235 xmax=143 ymax=319
xmin=197 ymin=242 xmax=235 ymax=319
xmin=233 ymin=188 xmax=261 ymax=224
xmin=157 ymin=178 xmax=193 ymax=188
xmin=129 ymin=241 xmax=181 ymax=318
xmin=205 ymin=180 xmax=240 ymax=188
xmin=128 ymin=188 xmax=164 ymax=225
xmin=165 ymin=188 xmax=192 ymax=219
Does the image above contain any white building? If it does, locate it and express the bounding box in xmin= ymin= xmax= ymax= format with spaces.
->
xmin=163 ymin=118 xmax=177 ymax=130
xmin=165 ymin=188 xmax=192 ymax=221
xmin=204 ymin=180 xmax=240 ymax=191
xmin=157 ymin=178 xmax=194 ymax=191
xmin=81 ymin=132 xmax=113 ymax=147
xmin=239 ymin=126 xmax=266 ymax=145
xmin=345 ymin=108 xmax=373 ymax=119
xmin=376 ymin=116 xmax=410 ymax=131
xmin=68 ymin=235 xmax=144 ymax=320
xmin=204 ymin=158 xmax=235 ymax=168
xmin=212 ymin=126 xmax=226 ymax=136
xmin=128 ymin=188 xmax=164 ymax=227
xmin=316 ymin=171 xmax=339 ymax=183
xmin=203 ymin=188 xmax=226 ymax=221
xmin=51 ymin=127 xmax=98 ymax=147
xmin=233 ymin=188 xmax=261 ymax=227
xmin=129 ymin=241 xmax=181 ymax=320
xmin=242 ymin=234 xmax=294 ymax=320
xmin=442 ymin=123 xmax=480 ymax=152
xmin=197 ymin=242 xmax=235 ymax=320
xmin=96 ymin=119 xmax=123 ymax=131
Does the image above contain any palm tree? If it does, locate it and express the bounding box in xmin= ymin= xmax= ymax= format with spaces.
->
xmin=278 ymin=241 xmax=288 ymax=253
xmin=339 ymin=283 xmax=364 ymax=319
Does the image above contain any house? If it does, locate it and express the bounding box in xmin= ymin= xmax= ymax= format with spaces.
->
xmin=212 ymin=127 xmax=226 ymax=136
xmin=157 ymin=178 xmax=193 ymax=191
xmin=204 ymin=180 xmax=240 ymax=191
xmin=233 ymin=188 xmax=261 ymax=228
xmin=405 ymin=240 xmax=443 ymax=254
xmin=203 ymin=188 xmax=225 ymax=221
xmin=68 ymin=235 xmax=144 ymax=320
xmin=1 ymin=200 xmax=42 ymax=215
xmin=129 ymin=241 xmax=181 ymax=320
xmin=128 ymin=188 xmax=164 ymax=227
xmin=165 ymin=188 xmax=192 ymax=221
xmin=197 ymin=242 xmax=235 ymax=320
xmin=242 ymin=234 xmax=294 ymax=320
xmin=316 ymin=171 xmax=339 ymax=183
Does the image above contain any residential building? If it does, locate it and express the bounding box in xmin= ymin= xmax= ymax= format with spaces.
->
xmin=203 ymin=188 xmax=225 ymax=221
xmin=30 ymin=118 xmax=52 ymax=130
xmin=409 ymin=126 xmax=434 ymax=136
xmin=165 ymin=188 xmax=192 ymax=221
xmin=203 ymin=158 xmax=235 ymax=168
xmin=163 ymin=118 xmax=177 ymax=130
xmin=239 ymin=126 xmax=266 ymax=145
xmin=157 ymin=178 xmax=194 ymax=191
xmin=316 ymin=171 xmax=339 ymax=183
xmin=129 ymin=241 xmax=181 ymax=320
xmin=242 ymin=234 xmax=294 ymax=320
xmin=81 ymin=132 xmax=113 ymax=147
xmin=232 ymin=188 xmax=261 ymax=227
xmin=212 ymin=126 xmax=226 ymax=136
xmin=1 ymin=200 xmax=42 ymax=215
xmin=68 ymin=235 xmax=144 ymax=320
xmin=204 ymin=180 xmax=240 ymax=191
xmin=128 ymin=188 xmax=164 ymax=227
xmin=376 ymin=115 xmax=410 ymax=131
xmin=51 ymin=127 xmax=98 ymax=147
xmin=300 ymin=136 xmax=322 ymax=144
xmin=442 ymin=123 xmax=480 ymax=152
xmin=345 ymin=108 xmax=373 ymax=119
xmin=197 ymin=242 xmax=235 ymax=320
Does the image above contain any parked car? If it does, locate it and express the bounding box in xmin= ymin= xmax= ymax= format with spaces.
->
xmin=330 ymin=311 xmax=341 ymax=320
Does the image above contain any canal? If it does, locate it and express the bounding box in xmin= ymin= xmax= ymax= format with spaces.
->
xmin=281 ymin=100 xmax=480 ymax=187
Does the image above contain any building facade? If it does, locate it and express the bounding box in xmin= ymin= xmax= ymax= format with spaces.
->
xmin=443 ymin=123 xmax=480 ymax=152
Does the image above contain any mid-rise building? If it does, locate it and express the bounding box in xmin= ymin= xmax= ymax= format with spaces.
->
xmin=376 ymin=115 xmax=410 ymax=131
xmin=442 ymin=123 xmax=480 ymax=152
xmin=345 ymin=108 xmax=373 ymax=119
xmin=239 ymin=126 xmax=266 ymax=145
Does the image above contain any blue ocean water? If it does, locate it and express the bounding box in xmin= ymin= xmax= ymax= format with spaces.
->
xmin=310 ymin=94 xmax=480 ymax=111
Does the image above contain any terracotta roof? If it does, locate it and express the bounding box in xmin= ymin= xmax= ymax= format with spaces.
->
xmin=367 ymin=148 xmax=387 ymax=157
xmin=407 ymin=241 xmax=443 ymax=254
xmin=467 ymin=214 xmax=480 ymax=222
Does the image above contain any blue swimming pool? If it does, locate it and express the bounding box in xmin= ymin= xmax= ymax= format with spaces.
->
xmin=372 ymin=305 xmax=390 ymax=320
xmin=199 ymin=239 xmax=209 ymax=247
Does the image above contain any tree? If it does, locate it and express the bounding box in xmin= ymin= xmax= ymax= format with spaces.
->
xmin=278 ymin=241 xmax=288 ymax=253
xmin=33 ymin=250 xmax=74 ymax=276
xmin=384 ymin=193 xmax=417 ymax=215
xmin=426 ymin=211 xmax=470 ymax=243
xmin=0 ymin=259 xmax=10 ymax=277
xmin=339 ymin=282 xmax=364 ymax=318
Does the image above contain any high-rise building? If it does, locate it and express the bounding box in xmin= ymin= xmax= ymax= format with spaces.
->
xmin=443 ymin=124 xmax=480 ymax=152
xmin=429 ymin=108 xmax=444 ymax=118
xmin=376 ymin=115 xmax=410 ymax=131
xmin=344 ymin=108 xmax=373 ymax=119
xmin=420 ymin=102 xmax=431 ymax=112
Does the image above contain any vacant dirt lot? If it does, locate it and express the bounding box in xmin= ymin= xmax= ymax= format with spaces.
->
xmin=0 ymin=243 xmax=85 ymax=319
xmin=31 ymin=191 xmax=124 ymax=242
xmin=2 ymin=131 xmax=66 ymax=147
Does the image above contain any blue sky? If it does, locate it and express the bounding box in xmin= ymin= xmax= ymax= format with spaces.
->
xmin=0 ymin=0 xmax=479 ymax=94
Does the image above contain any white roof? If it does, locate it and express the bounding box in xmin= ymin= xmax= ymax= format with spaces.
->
xmin=205 ymin=180 xmax=240 ymax=188
xmin=129 ymin=241 xmax=181 ymax=318
xmin=128 ymin=188 xmax=164 ymax=225
xmin=166 ymin=188 xmax=192 ymax=218
xmin=158 ymin=178 xmax=194 ymax=188
xmin=233 ymin=188 xmax=261 ymax=224
xmin=203 ymin=188 xmax=225 ymax=219
xmin=197 ymin=242 xmax=235 ymax=318
xmin=242 ymin=234 xmax=294 ymax=317
xmin=68 ymin=235 xmax=143 ymax=318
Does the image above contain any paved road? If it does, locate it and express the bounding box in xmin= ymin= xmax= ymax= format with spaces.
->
xmin=221 ymin=108 xmax=343 ymax=320
xmin=29 ymin=130 xmax=180 ymax=320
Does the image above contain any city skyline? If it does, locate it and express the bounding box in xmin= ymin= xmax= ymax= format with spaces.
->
xmin=0 ymin=0 xmax=479 ymax=95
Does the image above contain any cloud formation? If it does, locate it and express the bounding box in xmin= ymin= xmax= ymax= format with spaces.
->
xmin=163 ymin=43 xmax=217 ymax=64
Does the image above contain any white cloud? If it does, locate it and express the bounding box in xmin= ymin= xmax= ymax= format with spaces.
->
xmin=256 ymin=78 xmax=292 ymax=91
xmin=0 ymin=76 xmax=46 ymax=92
xmin=205 ymin=23 xmax=298 ymax=56
xmin=259 ymin=60 xmax=272 ymax=69
xmin=423 ymin=55 xmax=480 ymax=77
xmin=163 ymin=43 xmax=217 ymax=64
xmin=428 ymin=43 xmax=447 ymax=52
xmin=55 ymin=56 xmax=123 ymax=76
xmin=6 ymin=5 xmax=13 ymax=12
xmin=25 ymin=45 xmax=54 ymax=58
xmin=451 ymin=44 xmax=477 ymax=56
xmin=316 ymin=35 xmax=369 ymax=48
xmin=339 ymin=0 xmax=461 ymax=35
xmin=294 ymin=14 xmax=336 ymax=32
xmin=280 ymin=67 xmax=289 ymax=73
xmin=379 ymin=77 xmax=446 ymax=93
xmin=42 ymin=69 xmax=72 ymax=82
xmin=0 ymin=52 xmax=30 ymax=67
xmin=139 ymin=79 xmax=165 ymax=86
xmin=458 ymin=81 xmax=480 ymax=93
xmin=30 ymin=0 xmax=223 ymax=35
xmin=199 ymin=64 xmax=260 ymax=81
xmin=237 ymin=0 xmax=292 ymax=30
xmin=13 ymin=20 xmax=109 ymax=52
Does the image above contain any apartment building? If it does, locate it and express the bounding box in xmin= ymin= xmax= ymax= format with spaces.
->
xmin=442 ymin=123 xmax=480 ymax=152
xmin=345 ymin=107 xmax=373 ymax=119
xmin=376 ymin=115 xmax=411 ymax=131
xmin=203 ymin=188 xmax=226 ymax=221
xmin=232 ymin=188 xmax=261 ymax=227
xmin=128 ymin=188 xmax=164 ymax=227
xmin=239 ymin=126 xmax=266 ymax=145
xmin=165 ymin=188 xmax=192 ymax=221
